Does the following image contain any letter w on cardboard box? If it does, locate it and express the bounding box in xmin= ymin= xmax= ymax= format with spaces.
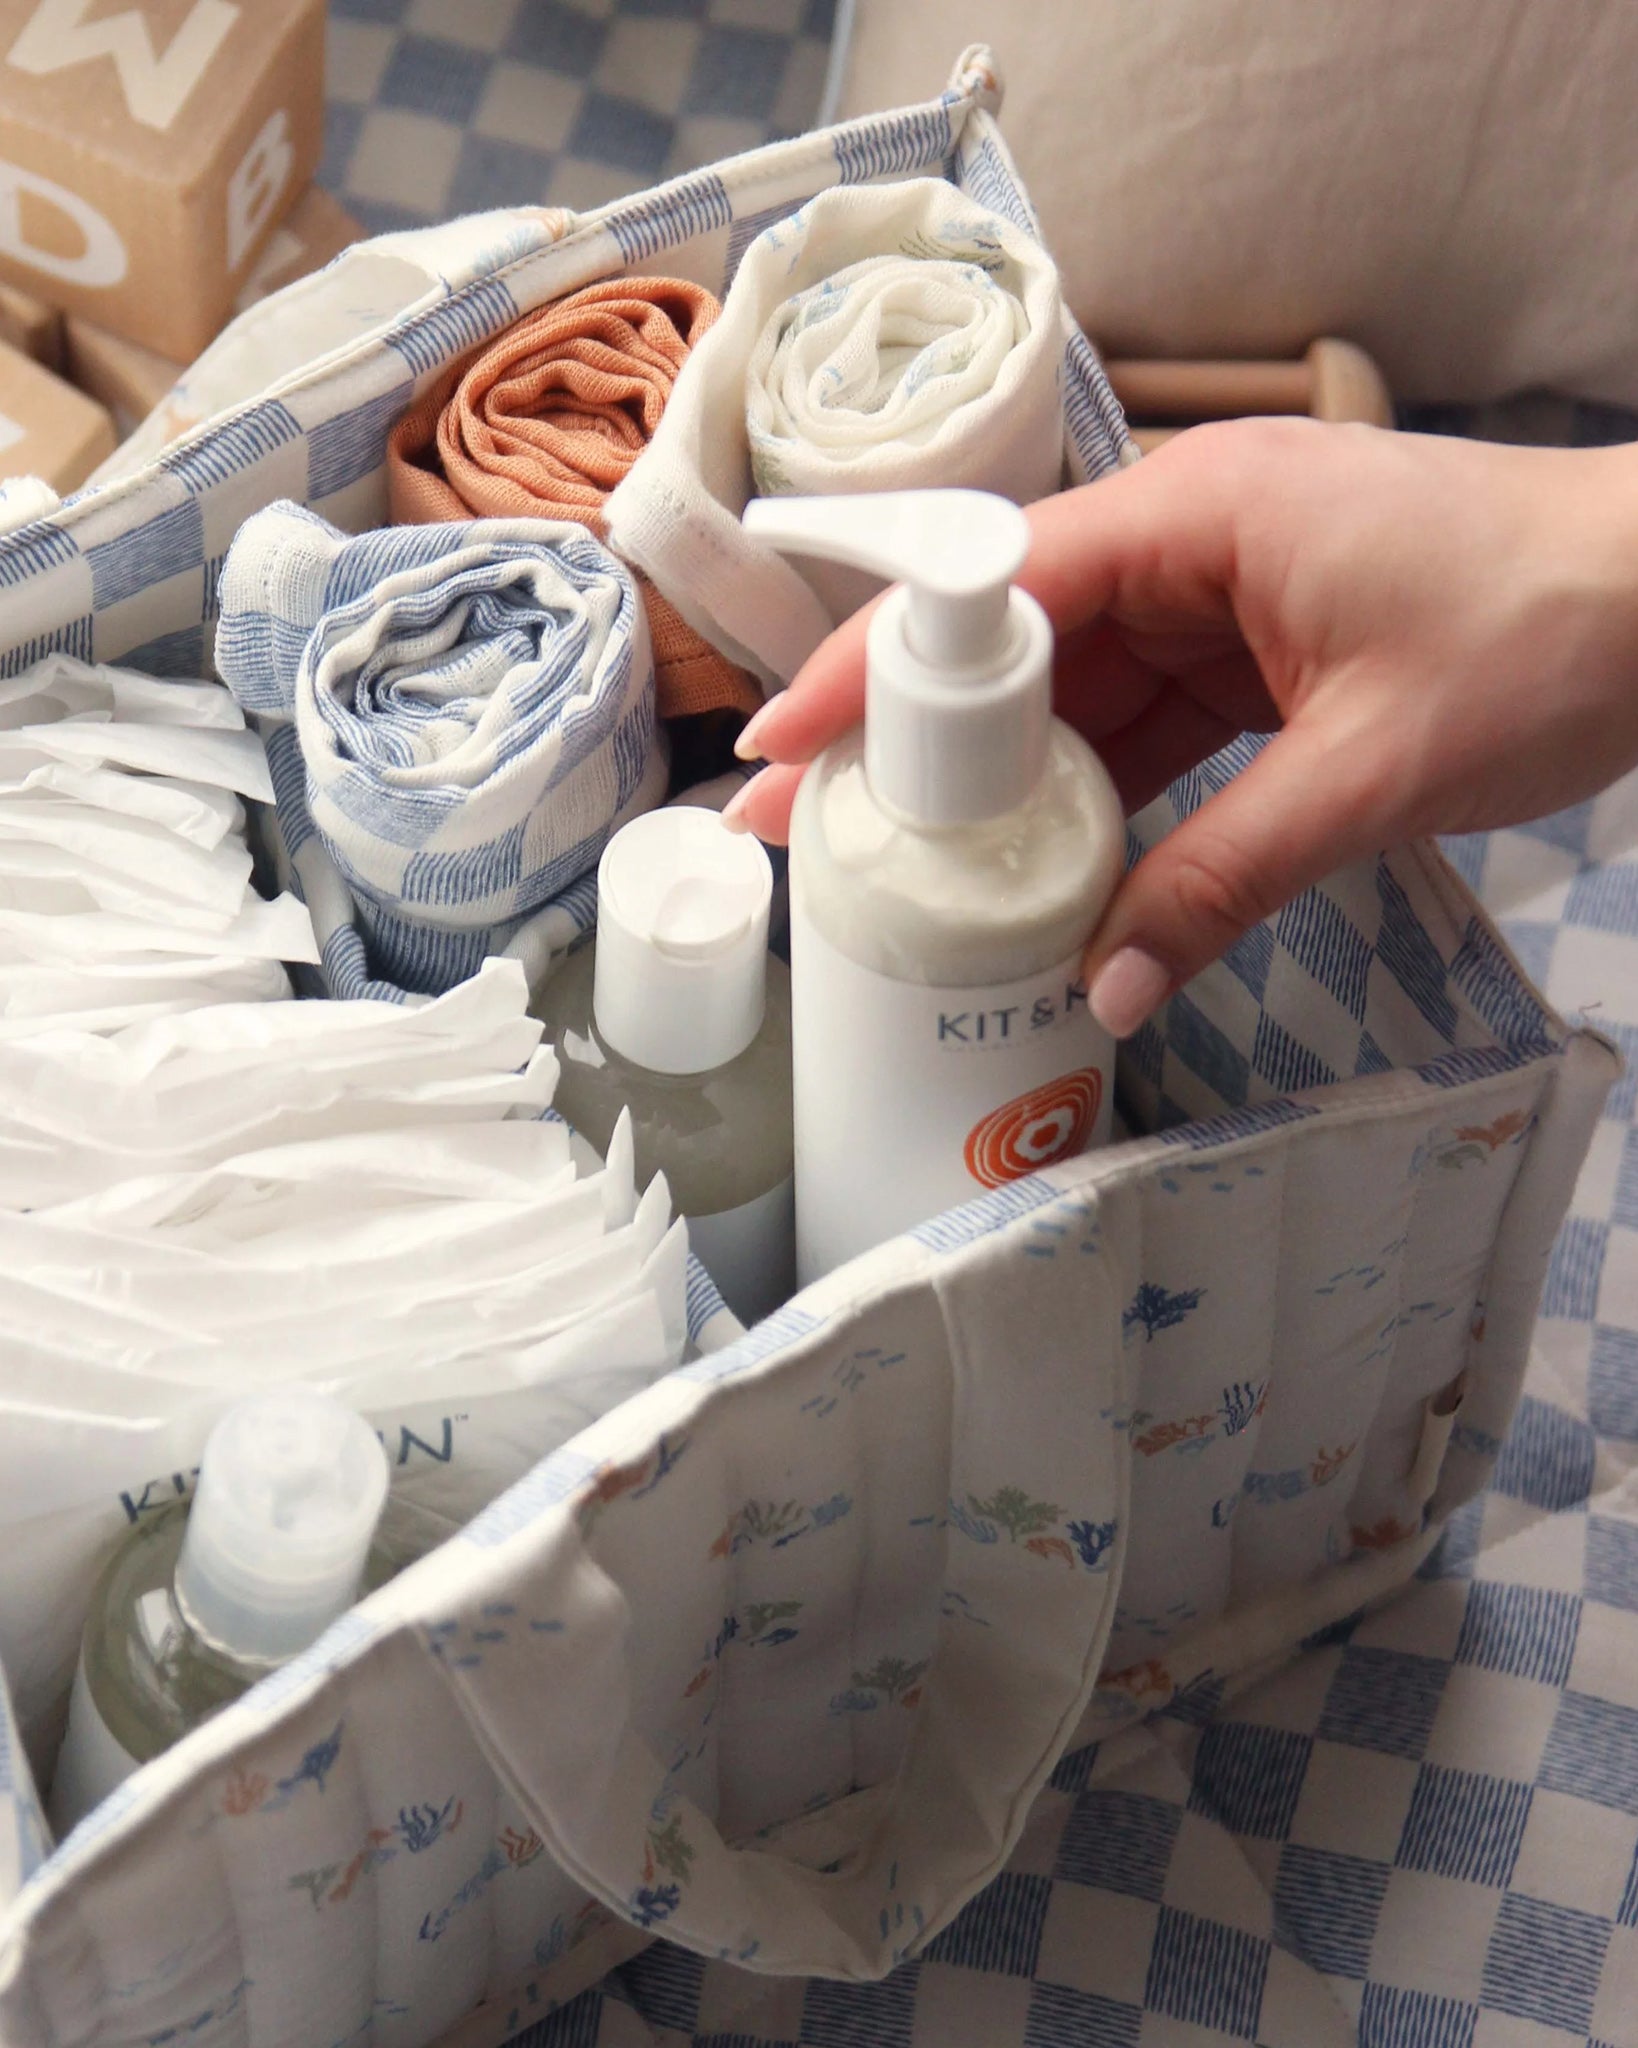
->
xmin=0 ymin=0 xmax=323 ymax=360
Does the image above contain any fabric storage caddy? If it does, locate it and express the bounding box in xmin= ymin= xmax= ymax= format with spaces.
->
xmin=0 ymin=45 xmax=1616 ymax=2048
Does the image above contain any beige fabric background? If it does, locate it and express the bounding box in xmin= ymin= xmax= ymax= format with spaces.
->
xmin=839 ymin=0 xmax=1638 ymax=404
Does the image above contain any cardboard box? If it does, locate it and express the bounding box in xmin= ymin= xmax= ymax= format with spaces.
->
xmin=0 ymin=338 xmax=113 ymax=488
xmin=63 ymin=182 xmax=363 ymax=437
xmin=0 ymin=0 xmax=325 ymax=361
xmin=234 ymin=183 xmax=360 ymax=314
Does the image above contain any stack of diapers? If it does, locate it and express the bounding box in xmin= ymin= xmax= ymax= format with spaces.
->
xmin=388 ymin=277 xmax=761 ymax=722
xmin=608 ymin=177 xmax=1066 ymax=683
xmin=0 ymin=656 xmax=316 ymax=1033
xmin=0 ymin=958 xmax=690 ymax=1775
xmin=0 ymin=957 xmax=553 ymax=1207
xmin=215 ymin=507 xmax=666 ymax=1000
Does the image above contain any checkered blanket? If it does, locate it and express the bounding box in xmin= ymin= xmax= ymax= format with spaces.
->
xmin=322 ymin=0 xmax=836 ymax=237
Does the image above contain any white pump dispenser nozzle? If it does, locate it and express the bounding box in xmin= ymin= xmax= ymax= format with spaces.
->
xmin=743 ymin=489 xmax=1052 ymax=826
xmin=744 ymin=489 xmax=1029 ymax=669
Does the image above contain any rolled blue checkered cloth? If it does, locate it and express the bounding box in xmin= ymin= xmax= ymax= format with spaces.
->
xmin=215 ymin=503 xmax=665 ymax=998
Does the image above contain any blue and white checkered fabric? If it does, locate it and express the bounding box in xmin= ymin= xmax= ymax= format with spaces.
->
xmin=215 ymin=503 xmax=664 ymax=998
xmin=1114 ymin=737 xmax=1560 ymax=1144
xmin=322 ymin=0 xmax=835 ymax=238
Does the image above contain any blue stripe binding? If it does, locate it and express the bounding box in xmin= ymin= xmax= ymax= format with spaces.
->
xmin=161 ymin=403 xmax=304 ymax=491
xmin=384 ymin=276 xmax=521 ymax=377
xmin=833 ymin=104 xmax=954 ymax=184
xmin=609 ymin=175 xmax=734 ymax=264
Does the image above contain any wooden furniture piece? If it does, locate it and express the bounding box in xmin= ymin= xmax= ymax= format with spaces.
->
xmin=1102 ymin=338 xmax=1395 ymax=451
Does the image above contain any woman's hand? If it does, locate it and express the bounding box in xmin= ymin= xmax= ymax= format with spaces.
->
xmin=725 ymin=418 xmax=1638 ymax=1034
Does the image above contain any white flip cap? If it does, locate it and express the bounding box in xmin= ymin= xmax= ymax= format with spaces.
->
xmin=593 ymin=806 xmax=773 ymax=1075
xmin=743 ymin=489 xmax=1053 ymax=826
xmin=174 ymin=1390 xmax=389 ymax=1665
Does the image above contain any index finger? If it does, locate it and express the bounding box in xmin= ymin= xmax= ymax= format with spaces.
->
xmin=738 ymin=436 xmax=1242 ymax=767
xmin=734 ymin=591 xmax=879 ymax=765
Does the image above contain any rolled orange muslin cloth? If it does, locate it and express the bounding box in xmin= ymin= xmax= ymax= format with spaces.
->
xmin=389 ymin=277 xmax=762 ymax=721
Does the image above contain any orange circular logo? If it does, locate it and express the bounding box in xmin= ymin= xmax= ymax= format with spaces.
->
xmin=963 ymin=1068 xmax=1104 ymax=1188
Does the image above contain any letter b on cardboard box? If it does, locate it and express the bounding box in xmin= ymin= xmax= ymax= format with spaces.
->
xmin=0 ymin=0 xmax=323 ymax=361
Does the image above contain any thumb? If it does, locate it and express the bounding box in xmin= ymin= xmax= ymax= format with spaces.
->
xmin=1084 ymin=717 xmax=1399 ymax=1039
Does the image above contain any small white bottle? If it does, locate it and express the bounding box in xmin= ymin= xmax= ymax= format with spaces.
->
xmin=532 ymin=807 xmax=795 ymax=1326
xmin=742 ymin=490 xmax=1125 ymax=1285
xmin=51 ymin=1390 xmax=391 ymax=1836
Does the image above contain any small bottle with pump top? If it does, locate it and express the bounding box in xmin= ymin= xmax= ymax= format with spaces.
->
xmin=532 ymin=806 xmax=794 ymax=1327
xmin=51 ymin=1390 xmax=392 ymax=1835
xmin=742 ymin=489 xmax=1125 ymax=1285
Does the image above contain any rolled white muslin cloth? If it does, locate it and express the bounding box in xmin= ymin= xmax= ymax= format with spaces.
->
xmin=216 ymin=504 xmax=666 ymax=999
xmin=606 ymin=176 xmax=1065 ymax=684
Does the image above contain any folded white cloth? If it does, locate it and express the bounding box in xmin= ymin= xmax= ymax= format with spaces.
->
xmin=0 ymin=657 xmax=313 ymax=1033
xmin=216 ymin=505 xmax=667 ymax=999
xmin=607 ymin=177 xmax=1065 ymax=683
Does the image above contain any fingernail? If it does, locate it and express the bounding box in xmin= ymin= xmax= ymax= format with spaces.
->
xmin=1089 ymin=946 xmax=1171 ymax=1038
xmin=733 ymin=707 xmax=772 ymax=761
xmin=719 ymin=779 xmax=755 ymax=833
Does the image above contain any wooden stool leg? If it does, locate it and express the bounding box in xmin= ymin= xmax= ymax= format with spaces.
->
xmin=1103 ymin=359 xmax=1311 ymax=420
xmin=1305 ymin=339 xmax=1395 ymax=428
xmin=1099 ymin=339 xmax=1395 ymax=451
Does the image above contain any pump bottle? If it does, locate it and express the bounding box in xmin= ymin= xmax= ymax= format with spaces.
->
xmin=532 ymin=806 xmax=794 ymax=1326
xmin=51 ymin=1390 xmax=393 ymax=1835
xmin=742 ymin=490 xmax=1125 ymax=1284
